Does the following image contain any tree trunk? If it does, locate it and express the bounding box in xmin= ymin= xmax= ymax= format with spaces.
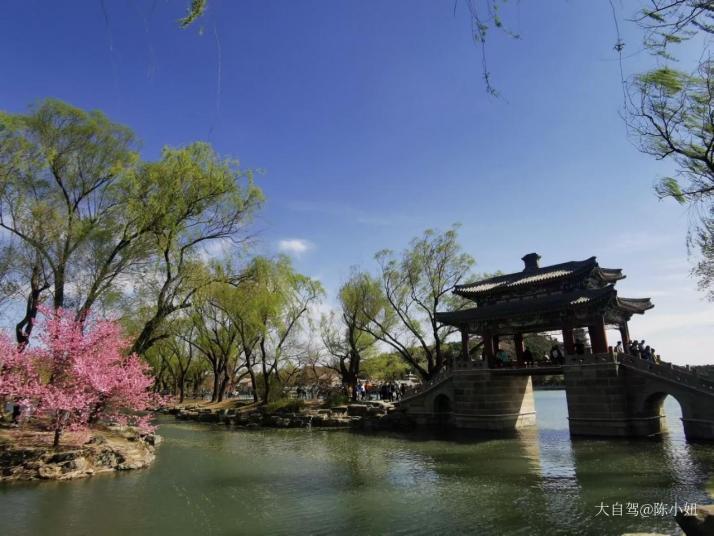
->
xmin=248 ymin=367 xmax=258 ymax=403
xmin=262 ymin=375 xmax=270 ymax=404
xmin=178 ymin=372 xmax=186 ymax=403
xmin=53 ymin=268 xmax=65 ymax=310
xmin=16 ymin=260 xmax=49 ymax=349
xmin=211 ymin=367 xmax=220 ymax=403
xmin=217 ymin=370 xmax=229 ymax=403
xmin=131 ymin=318 xmax=161 ymax=356
xmin=347 ymin=375 xmax=357 ymax=401
xmin=53 ymin=427 xmax=61 ymax=447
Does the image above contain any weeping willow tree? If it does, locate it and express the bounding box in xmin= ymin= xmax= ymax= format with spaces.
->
xmin=221 ymin=256 xmax=323 ymax=404
xmin=625 ymin=2 xmax=714 ymax=299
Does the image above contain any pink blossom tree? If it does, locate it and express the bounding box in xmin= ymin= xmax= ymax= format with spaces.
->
xmin=0 ymin=308 xmax=158 ymax=446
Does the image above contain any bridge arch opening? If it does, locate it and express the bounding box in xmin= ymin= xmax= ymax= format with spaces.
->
xmin=433 ymin=393 xmax=452 ymax=428
xmin=434 ymin=394 xmax=452 ymax=414
xmin=643 ymin=392 xmax=686 ymax=440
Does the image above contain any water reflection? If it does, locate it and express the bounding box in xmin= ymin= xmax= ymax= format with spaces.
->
xmin=1 ymin=392 xmax=713 ymax=536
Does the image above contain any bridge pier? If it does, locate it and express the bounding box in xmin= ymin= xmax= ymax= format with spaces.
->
xmin=563 ymin=357 xmax=649 ymax=437
xmin=451 ymin=371 xmax=536 ymax=431
xmin=398 ymin=367 xmax=537 ymax=432
xmin=565 ymin=353 xmax=714 ymax=440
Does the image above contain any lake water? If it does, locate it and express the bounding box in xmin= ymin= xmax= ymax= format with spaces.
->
xmin=1 ymin=391 xmax=713 ymax=535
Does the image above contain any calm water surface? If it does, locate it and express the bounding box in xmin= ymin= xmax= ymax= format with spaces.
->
xmin=1 ymin=391 xmax=713 ymax=535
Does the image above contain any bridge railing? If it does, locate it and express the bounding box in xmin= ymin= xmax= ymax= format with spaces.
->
xmin=452 ymin=359 xmax=489 ymax=370
xmin=617 ymin=353 xmax=714 ymax=394
xmin=398 ymin=366 xmax=451 ymax=403
xmin=566 ymin=351 xmax=714 ymax=395
xmin=451 ymin=359 xmax=564 ymax=371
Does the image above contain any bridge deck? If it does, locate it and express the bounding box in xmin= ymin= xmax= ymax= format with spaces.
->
xmin=451 ymin=362 xmax=564 ymax=376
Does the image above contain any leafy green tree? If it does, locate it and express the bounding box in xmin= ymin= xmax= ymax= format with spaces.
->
xmin=321 ymin=271 xmax=376 ymax=400
xmin=626 ymin=4 xmax=714 ymax=298
xmin=0 ymin=100 xmax=263 ymax=348
xmin=693 ymin=206 xmax=714 ymax=300
xmin=629 ymin=64 xmax=714 ymax=204
xmin=0 ymin=99 xmax=141 ymax=317
xmin=360 ymin=351 xmax=412 ymax=383
xmin=185 ymin=294 xmax=241 ymax=403
xmin=145 ymin=318 xmax=200 ymax=403
xmin=358 ymin=226 xmax=476 ymax=381
xmin=125 ymin=142 xmax=263 ymax=355
xmin=226 ymin=256 xmax=323 ymax=403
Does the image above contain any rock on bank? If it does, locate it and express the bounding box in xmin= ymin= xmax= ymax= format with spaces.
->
xmin=0 ymin=427 xmax=160 ymax=481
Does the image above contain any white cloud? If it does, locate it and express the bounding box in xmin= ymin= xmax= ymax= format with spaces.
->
xmin=277 ymin=238 xmax=314 ymax=256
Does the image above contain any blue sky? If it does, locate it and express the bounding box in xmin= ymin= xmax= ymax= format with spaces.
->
xmin=1 ymin=1 xmax=712 ymax=364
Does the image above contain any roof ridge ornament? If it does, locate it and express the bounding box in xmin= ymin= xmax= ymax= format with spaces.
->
xmin=521 ymin=252 xmax=541 ymax=272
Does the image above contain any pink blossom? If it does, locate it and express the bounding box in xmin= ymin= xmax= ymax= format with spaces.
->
xmin=0 ymin=307 xmax=159 ymax=444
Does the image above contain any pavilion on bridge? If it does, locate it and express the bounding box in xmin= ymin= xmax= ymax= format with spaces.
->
xmin=435 ymin=253 xmax=654 ymax=367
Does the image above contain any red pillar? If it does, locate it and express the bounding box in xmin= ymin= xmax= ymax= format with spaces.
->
xmin=619 ymin=322 xmax=630 ymax=350
xmin=588 ymin=316 xmax=608 ymax=354
xmin=481 ymin=331 xmax=494 ymax=367
xmin=492 ymin=334 xmax=501 ymax=367
xmin=562 ymin=324 xmax=575 ymax=355
xmin=514 ymin=333 xmax=524 ymax=366
xmin=460 ymin=326 xmax=469 ymax=361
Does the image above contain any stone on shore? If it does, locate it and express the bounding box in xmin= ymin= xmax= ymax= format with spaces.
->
xmin=676 ymin=504 xmax=714 ymax=536
xmin=0 ymin=428 xmax=159 ymax=482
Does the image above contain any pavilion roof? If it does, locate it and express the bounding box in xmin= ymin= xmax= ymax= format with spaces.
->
xmin=454 ymin=256 xmax=624 ymax=298
xmin=436 ymin=286 xmax=652 ymax=327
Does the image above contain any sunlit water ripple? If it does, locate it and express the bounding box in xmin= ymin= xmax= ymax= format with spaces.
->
xmin=1 ymin=391 xmax=712 ymax=535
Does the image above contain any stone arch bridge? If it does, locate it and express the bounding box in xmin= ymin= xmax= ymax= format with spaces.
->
xmin=397 ymin=353 xmax=714 ymax=440
xmin=398 ymin=252 xmax=714 ymax=440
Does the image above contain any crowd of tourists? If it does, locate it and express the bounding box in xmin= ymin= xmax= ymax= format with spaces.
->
xmin=490 ymin=345 xmax=564 ymax=367
xmin=614 ymin=340 xmax=661 ymax=363
xmin=488 ymin=338 xmax=663 ymax=368
xmin=355 ymin=382 xmax=407 ymax=402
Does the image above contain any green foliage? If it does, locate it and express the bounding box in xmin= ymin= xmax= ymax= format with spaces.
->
xmin=0 ymin=98 xmax=140 ymax=311
xmin=637 ymin=2 xmax=714 ymax=56
xmin=179 ymin=0 xmax=207 ymax=28
xmin=320 ymin=269 xmax=376 ymax=389
xmin=323 ymin=392 xmax=349 ymax=407
xmin=0 ymin=99 xmax=264 ymax=354
xmin=656 ymin=177 xmax=686 ymax=204
xmin=629 ymin=3 xmax=714 ymax=300
xmin=692 ymin=205 xmax=714 ymax=301
xmin=359 ymin=225 xmax=476 ymax=379
xmin=523 ymin=333 xmax=559 ymax=360
xmin=637 ymin=68 xmax=686 ymax=95
xmin=629 ymin=61 xmax=714 ymax=207
xmin=223 ymin=255 xmax=323 ymax=403
xmin=264 ymin=398 xmax=305 ymax=414
xmin=360 ymin=352 xmax=412 ymax=382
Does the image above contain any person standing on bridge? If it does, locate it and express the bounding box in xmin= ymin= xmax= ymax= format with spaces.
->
xmin=496 ymin=347 xmax=510 ymax=367
xmin=615 ymin=341 xmax=623 ymax=354
xmin=523 ymin=346 xmax=534 ymax=367
xmin=549 ymin=344 xmax=563 ymax=365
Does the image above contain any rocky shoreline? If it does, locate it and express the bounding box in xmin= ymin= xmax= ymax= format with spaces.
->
xmin=168 ymin=400 xmax=412 ymax=432
xmin=0 ymin=426 xmax=160 ymax=482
